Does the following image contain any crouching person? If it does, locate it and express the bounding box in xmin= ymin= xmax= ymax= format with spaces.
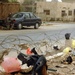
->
xmin=6 ymin=13 xmax=14 ymax=30
xmin=61 ymin=47 xmax=73 ymax=64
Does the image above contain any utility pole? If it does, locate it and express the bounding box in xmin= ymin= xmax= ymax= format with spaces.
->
xmin=52 ymin=0 xmax=58 ymax=2
xmin=31 ymin=0 xmax=36 ymax=13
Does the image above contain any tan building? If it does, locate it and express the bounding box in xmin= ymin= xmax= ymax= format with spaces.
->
xmin=62 ymin=0 xmax=75 ymax=3
xmin=17 ymin=0 xmax=24 ymax=4
xmin=35 ymin=1 xmax=75 ymax=21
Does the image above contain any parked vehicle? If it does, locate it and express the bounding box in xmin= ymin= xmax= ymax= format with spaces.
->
xmin=0 ymin=20 xmax=5 ymax=26
xmin=9 ymin=12 xmax=42 ymax=29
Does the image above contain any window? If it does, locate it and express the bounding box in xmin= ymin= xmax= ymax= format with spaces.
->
xmin=29 ymin=13 xmax=36 ymax=18
xmin=25 ymin=13 xmax=30 ymax=19
xmin=44 ymin=10 xmax=50 ymax=15
xmin=12 ymin=13 xmax=23 ymax=18
xmin=68 ymin=10 xmax=72 ymax=16
xmin=61 ymin=10 xmax=66 ymax=17
xmin=74 ymin=9 xmax=75 ymax=16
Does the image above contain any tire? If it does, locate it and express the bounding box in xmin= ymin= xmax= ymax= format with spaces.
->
xmin=17 ymin=23 xmax=22 ymax=30
xmin=34 ymin=23 xmax=39 ymax=29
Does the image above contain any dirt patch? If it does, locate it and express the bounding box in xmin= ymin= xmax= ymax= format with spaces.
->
xmin=47 ymin=55 xmax=75 ymax=75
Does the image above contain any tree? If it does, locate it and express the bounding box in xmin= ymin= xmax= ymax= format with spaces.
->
xmin=0 ymin=0 xmax=17 ymax=2
xmin=0 ymin=0 xmax=9 ymax=2
xmin=8 ymin=0 xmax=18 ymax=2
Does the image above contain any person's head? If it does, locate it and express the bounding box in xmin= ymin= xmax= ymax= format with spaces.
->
xmin=65 ymin=33 xmax=71 ymax=40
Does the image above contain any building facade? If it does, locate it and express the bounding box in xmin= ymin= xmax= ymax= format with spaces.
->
xmin=62 ymin=0 xmax=75 ymax=3
xmin=35 ymin=1 xmax=75 ymax=21
xmin=52 ymin=0 xmax=58 ymax=2
xmin=17 ymin=0 xmax=24 ymax=3
xmin=22 ymin=0 xmax=46 ymax=12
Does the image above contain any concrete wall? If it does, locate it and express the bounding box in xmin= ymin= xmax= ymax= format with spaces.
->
xmin=0 ymin=3 xmax=20 ymax=20
xmin=36 ymin=2 xmax=75 ymax=22
xmin=36 ymin=2 xmax=58 ymax=21
xmin=62 ymin=0 xmax=75 ymax=3
xmin=17 ymin=0 xmax=24 ymax=4
xmin=56 ymin=2 xmax=73 ymax=21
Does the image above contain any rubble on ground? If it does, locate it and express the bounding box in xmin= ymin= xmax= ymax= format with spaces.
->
xmin=0 ymin=33 xmax=75 ymax=75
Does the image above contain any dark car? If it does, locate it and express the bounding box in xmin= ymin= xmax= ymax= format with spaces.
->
xmin=10 ymin=12 xmax=42 ymax=29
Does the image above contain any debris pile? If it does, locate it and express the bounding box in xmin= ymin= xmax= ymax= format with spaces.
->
xmin=0 ymin=33 xmax=75 ymax=75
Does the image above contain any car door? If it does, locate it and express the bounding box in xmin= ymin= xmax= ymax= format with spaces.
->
xmin=22 ymin=13 xmax=31 ymax=26
xmin=29 ymin=13 xmax=37 ymax=25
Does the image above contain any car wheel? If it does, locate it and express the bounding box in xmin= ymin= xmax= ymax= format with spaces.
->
xmin=34 ymin=23 xmax=39 ymax=29
xmin=17 ymin=23 xmax=22 ymax=30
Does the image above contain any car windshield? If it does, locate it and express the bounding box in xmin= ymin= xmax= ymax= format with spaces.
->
xmin=12 ymin=13 xmax=23 ymax=18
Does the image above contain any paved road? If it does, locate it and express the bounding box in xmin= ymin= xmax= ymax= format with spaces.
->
xmin=0 ymin=22 xmax=75 ymax=34
xmin=0 ymin=22 xmax=75 ymax=57
xmin=0 ymin=22 xmax=75 ymax=41
xmin=0 ymin=22 xmax=75 ymax=46
xmin=0 ymin=22 xmax=75 ymax=37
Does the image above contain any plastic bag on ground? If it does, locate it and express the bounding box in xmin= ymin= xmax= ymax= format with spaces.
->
xmin=1 ymin=57 xmax=21 ymax=73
